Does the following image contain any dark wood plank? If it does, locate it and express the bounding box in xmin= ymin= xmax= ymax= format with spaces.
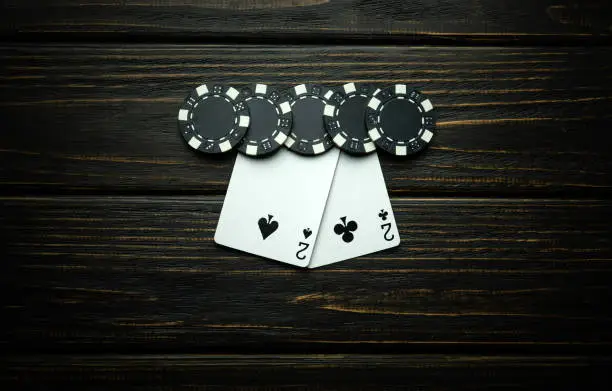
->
xmin=4 ymin=354 xmax=612 ymax=390
xmin=1 ymin=0 xmax=611 ymax=42
xmin=2 ymin=196 xmax=611 ymax=352
xmin=1 ymin=45 xmax=611 ymax=196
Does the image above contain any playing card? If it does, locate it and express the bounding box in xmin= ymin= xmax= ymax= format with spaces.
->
xmin=215 ymin=148 xmax=340 ymax=267
xmin=308 ymin=152 xmax=400 ymax=268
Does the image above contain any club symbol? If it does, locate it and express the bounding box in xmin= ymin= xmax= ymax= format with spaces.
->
xmin=334 ymin=216 xmax=358 ymax=243
xmin=378 ymin=209 xmax=388 ymax=221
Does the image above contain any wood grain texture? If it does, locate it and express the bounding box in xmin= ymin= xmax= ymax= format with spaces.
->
xmin=3 ymin=0 xmax=612 ymax=387
xmin=4 ymin=354 xmax=612 ymax=390
xmin=2 ymin=196 xmax=611 ymax=352
xmin=1 ymin=0 xmax=611 ymax=42
xmin=1 ymin=45 xmax=611 ymax=196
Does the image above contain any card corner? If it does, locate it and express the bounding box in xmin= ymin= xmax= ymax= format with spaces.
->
xmin=212 ymin=232 xmax=223 ymax=246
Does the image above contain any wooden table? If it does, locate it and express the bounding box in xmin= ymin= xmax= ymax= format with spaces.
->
xmin=2 ymin=1 xmax=612 ymax=389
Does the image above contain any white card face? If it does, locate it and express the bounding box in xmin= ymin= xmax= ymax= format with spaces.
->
xmin=215 ymin=148 xmax=340 ymax=267
xmin=308 ymin=152 xmax=400 ymax=268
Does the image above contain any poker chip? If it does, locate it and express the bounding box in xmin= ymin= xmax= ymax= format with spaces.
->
xmin=178 ymin=83 xmax=250 ymax=154
xmin=283 ymin=83 xmax=335 ymax=156
xmin=236 ymin=84 xmax=292 ymax=157
xmin=365 ymin=84 xmax=436 ymax=156
xmin=324 ymin=82 xmax=380 ymax=155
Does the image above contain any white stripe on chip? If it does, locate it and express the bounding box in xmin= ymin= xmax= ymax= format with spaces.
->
xmin=343 ymin=83 xmax=356 ymax=94
xmin=364 ymin=142 xmax=376 ymax=153
xmin=368 ymin=128 xmax=381 ymax=141
xmin=294 ymin=84 xmax=307 ymax=96
xmin=280 ymin=102 xmax=291 ymax=114
xmin=421 ymin=129 xmax=433 ymax=143
xmin=274 ymin=132 xmax=288 ymax=145
xmin=219 ymin=140 xmax=232 ymax=152
xmin=226 ymin=87 xmax=239 ymax=100
xmin=421 ymin=99 xmax=433 ymax=112
xmin=239 ymin=115 xmax=250 ymax=127
xmin=188 ymin=137 xmax=201 ymax=149
xmin=285 ymin=136 xmax=295 ymax=148
xmin=255 ymin=84 xmax=267 ymax=95
xmin=312 ymin=143 xmax=325 ymax=154
xmin=323 ymin=104 xmax=335 ymax=117
xmin=395 ymin=84 xmax=407 ymax=95
xmin=196 ymin=84 xmax=208 ymax=96
xmin=368 ymin=97 xmax=381 ymax=110
xmin=178 ymin=109 xmax=189 ymax=121
xmin=246 ymin=145 xmax=258 ymax=155
xmin=324 ymin=90 xmax=333 ymax=100
xmin=395 ymin=145 xmax=407 ymax=155
xmin=333 ymin=133 xmax=347 ymax=147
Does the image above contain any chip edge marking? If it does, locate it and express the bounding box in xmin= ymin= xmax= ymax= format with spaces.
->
xmin=219 ymin=140 xmax=232 ymax=152
xmin=368 ymin=97 xmax=381 ymax=111
xmin=285 ymin=136 xmax=296 ymax=148
xmin=196 ymin=84 xmax=208 ymax=96
xmin=226 ymin=87 xmax=239 ymax=100
xmin=178 ymin=109 xmax=189 ymax=121
xmin=333 ymin=133 xmax=347 ymax=147
xmin=421 ymin=99 xmax=433 ymax=112
xmin=343 ymin=82 xmax=356 ymax=94
xmin=188 ymin=137 xmax=202 ymax=150
xmin=239 ymin=115 xmax=250 ymax=128
xmin=295 ymin=84 xmax=307 ymax=96
xmin=364 ymin=141 xmax=376 ymax=153
xmin=368 ymin=128 xmax=381 ymax=141
xmin=312 ymin=142 xmax=325 ymax=154
xmin=280 ymin=102 xmax=291 ymax=114
xmin=255 ymin=84 xmax=267 ymax=95
xmin=274 ymin=132 xmax=288 ymax=145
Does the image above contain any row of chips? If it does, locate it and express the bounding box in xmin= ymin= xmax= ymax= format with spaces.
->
xmin=178 ymin=82 xmax=436 ymax=157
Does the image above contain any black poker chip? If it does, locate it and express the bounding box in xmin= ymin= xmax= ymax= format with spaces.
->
xmin=178 ymin=83 xmax=250 ymax=154
xmin=236 ymin=84 xmax=293 ymax=157
xmin=324 ymin=82 xmax=380 ymax=155
xmin=283 ymin=83 xmax=335 ymax=156
xmin=365 ymin=84 xmax=436 ymax=156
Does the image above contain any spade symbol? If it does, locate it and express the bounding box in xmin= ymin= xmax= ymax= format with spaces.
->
xmin=258 ymin=214 xmax=279 ymax=240
xmin=303 ymin=228 xmax=312 ymax=239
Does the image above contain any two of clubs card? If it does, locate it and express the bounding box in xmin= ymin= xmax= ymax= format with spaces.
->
xmin=215 ymin=149 xmax=400 ymax=268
